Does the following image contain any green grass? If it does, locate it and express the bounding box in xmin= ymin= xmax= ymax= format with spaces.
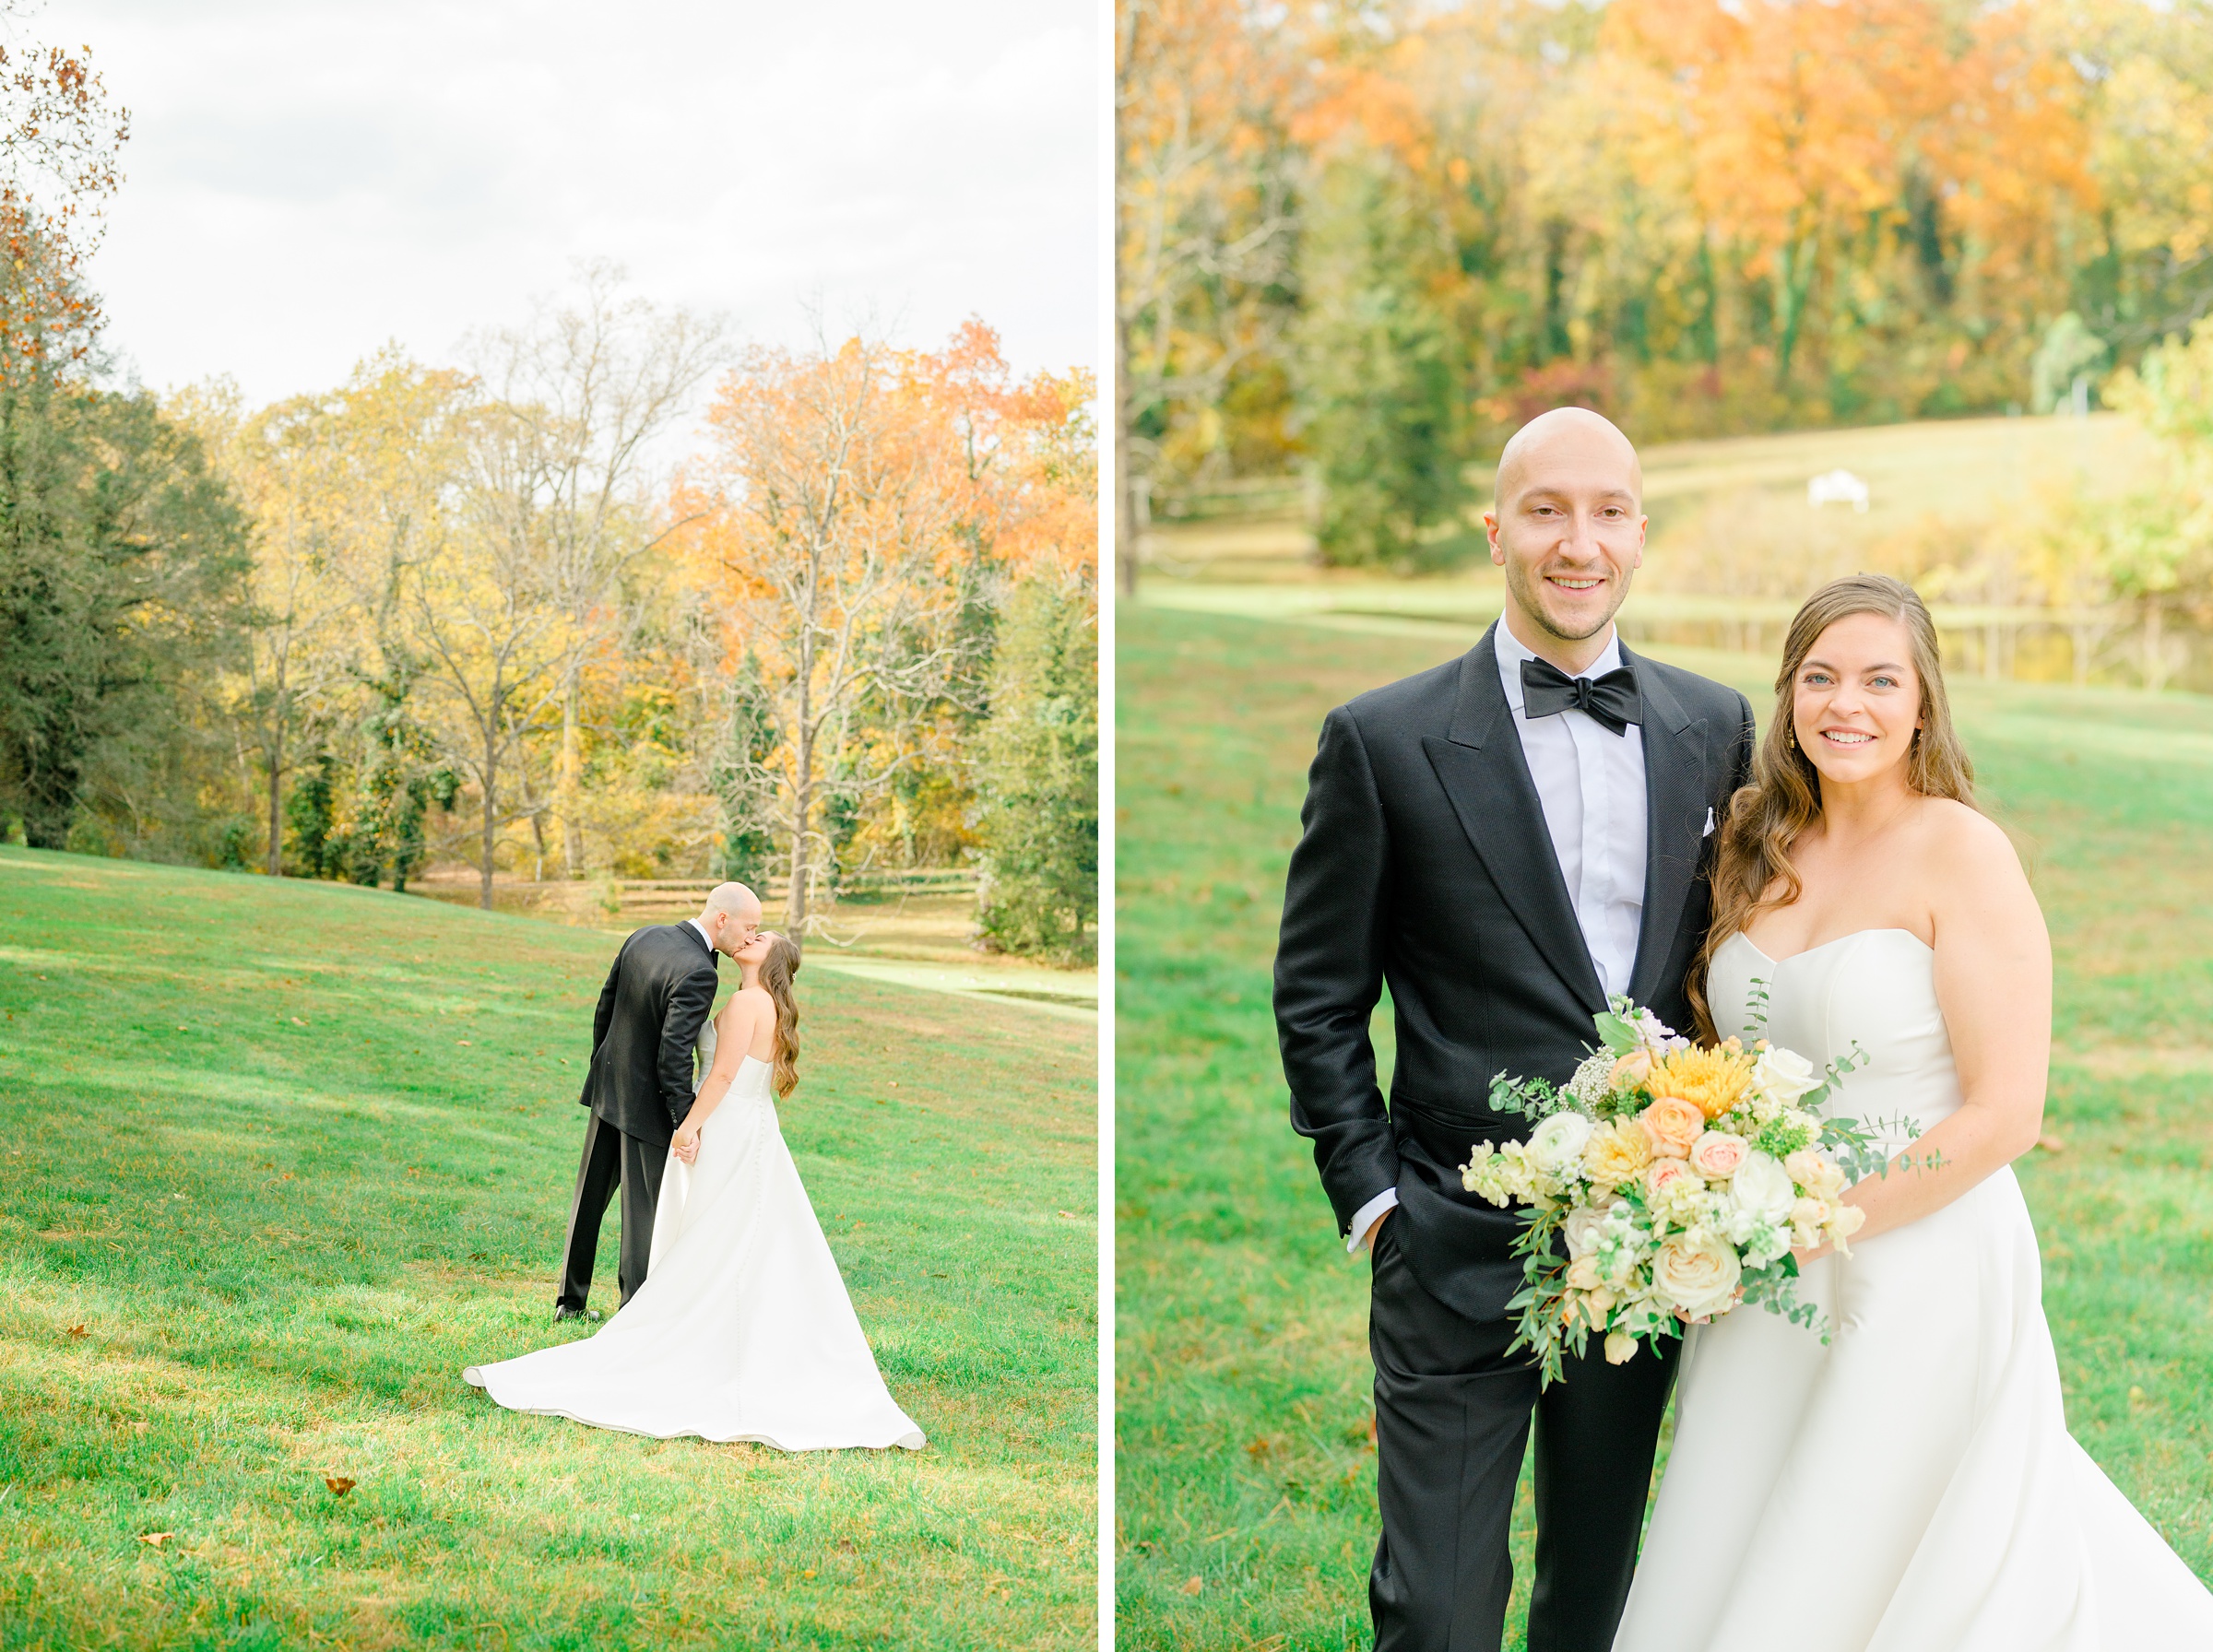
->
xmin=0 ymin=849 xmax=1095 ymax=1649
xmin=1114 ymin=603 xmax=2213 ymax=1650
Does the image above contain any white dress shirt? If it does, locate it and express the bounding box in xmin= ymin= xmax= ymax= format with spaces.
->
xmin=1348 ymin=620 xmax=1651 ymax=1253
xmin=687 ymin=917 xmax=716 ymax=957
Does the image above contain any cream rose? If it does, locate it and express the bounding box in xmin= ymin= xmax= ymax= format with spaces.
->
xmin=1755 ymin=1044 xmax=1821 ymax=1103
xmin=1583 ymin=1117 xmax=1653 ymax=1185
xmin=1639 ymin=1095 xmax=1705 ymax=1159
xmin=1604 ymin=1329 xmax=1639 ymax=1364
xmin=1651 ymin=1231 xmax=1743 ymax=1319
xmin=1688 ymin=1130 xmax=1749 ymax=1181
xmin=1567 ymin=1255 xmax=1603 ymax=1292
xmin=1731 ymin=1150 xmax=1796 ymax=1224
xmin=1527 ymin=1111 xmax=1595 ymax=1176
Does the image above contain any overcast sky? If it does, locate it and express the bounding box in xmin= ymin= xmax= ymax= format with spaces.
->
xmin=57 ymin=0 xmax=1097 ymax=407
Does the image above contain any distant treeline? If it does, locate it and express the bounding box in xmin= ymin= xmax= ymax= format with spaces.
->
xmin=1118 ymin=0 xmax=2213 ymax=572
xmin=0 ymin=271 xmax=1098 ymax=963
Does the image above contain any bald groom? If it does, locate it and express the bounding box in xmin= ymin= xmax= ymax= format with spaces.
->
xmin=1276 ymin=409 xmax=1758 ymax=1650
xmin=555 ymin=882 xmax=761 ymax=1320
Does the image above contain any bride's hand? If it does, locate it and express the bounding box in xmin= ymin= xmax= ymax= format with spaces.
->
xmin=1792 ymin=1243 xmax=1831 ymax=1269
xmin=672 ymin=1123 xmax=701 ymax=1165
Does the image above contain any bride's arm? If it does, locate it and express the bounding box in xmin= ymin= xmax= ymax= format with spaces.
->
xmin=1816 ymin=806 xmax=2051 ymax=1250
xmin=671 ymin=997 xmax=763 ymax=1159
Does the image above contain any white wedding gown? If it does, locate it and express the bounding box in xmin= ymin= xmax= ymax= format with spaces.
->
xmin=1615 ymin=928 xmax=2213 ymax=1649
xmin=463 ymin=1018 xmax=925 ymax=1451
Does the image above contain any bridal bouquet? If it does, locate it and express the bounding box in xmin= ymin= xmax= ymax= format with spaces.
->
xmin=1460 ymin=997 xmax=1894 ymax=1386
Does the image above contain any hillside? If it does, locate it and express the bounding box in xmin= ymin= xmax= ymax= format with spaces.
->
xmin=0 ymin=851 xmax=1096 ymax=1649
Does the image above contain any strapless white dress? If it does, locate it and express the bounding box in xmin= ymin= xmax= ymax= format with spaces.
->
xmin=1614 ymin=928 xmax=2213 ymax=1648
xmin=463 ymin=1020 xmax=925 ymax=1451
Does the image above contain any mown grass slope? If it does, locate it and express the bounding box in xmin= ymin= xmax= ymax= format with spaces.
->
xmin=1115 ymin=603 xmax=2213 ymax=1651
xmin=0 ymin=849 xmax=1095 ymax=1649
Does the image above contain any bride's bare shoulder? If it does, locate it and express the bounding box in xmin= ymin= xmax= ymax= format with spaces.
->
xmin=1917 ymin=797 xmax=2041 ymax=921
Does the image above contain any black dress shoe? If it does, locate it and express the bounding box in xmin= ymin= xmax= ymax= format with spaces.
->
xmin=552 ymin=1305 xmax=601 ymax=1324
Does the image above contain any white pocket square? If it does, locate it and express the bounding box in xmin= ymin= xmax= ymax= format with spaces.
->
xmin=1702 ymin=807 xmax=1716 ymax=837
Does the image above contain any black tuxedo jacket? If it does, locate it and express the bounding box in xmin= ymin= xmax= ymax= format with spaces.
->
xmin=1275 ymin=624 xmax=1757 ymax=1321
xmin=577 ymin=922 xmax=720 ymax=1148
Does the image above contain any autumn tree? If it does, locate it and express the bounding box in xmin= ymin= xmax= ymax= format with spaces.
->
xmin=0 ymin=20 xmax=128 ymax=382
xmin=685 ymin=329 xmax=979 ymax=932
xmin=463 ymin=262 xmax=726 ymax=880
xmin=1116 ymin=0 xmax=1304 ymax=592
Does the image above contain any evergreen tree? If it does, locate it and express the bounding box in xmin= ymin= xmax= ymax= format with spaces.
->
xmin=0 ymin=374 xmax=250 ymax=849
xmin=1293 ymin=148 xmax=1469 ymax=568
xmin=972 ymin=578 xmax=1097 ymax=962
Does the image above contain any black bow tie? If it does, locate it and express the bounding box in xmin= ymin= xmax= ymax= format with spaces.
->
xmin=1520 ymin=657 xmax=1641 ymax=737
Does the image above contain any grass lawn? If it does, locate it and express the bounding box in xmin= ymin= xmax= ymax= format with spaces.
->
xmin=0 ymin=850 xmax=1095 ymax=1649
xmin=1114 ymin=602 xmax=2213 ymax=1651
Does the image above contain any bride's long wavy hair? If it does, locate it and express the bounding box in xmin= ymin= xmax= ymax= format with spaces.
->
xmin=1690 ymin=574 xmax=1976 ymax=1040
xmin=757 ymin=932 xmax=802 ymax=1098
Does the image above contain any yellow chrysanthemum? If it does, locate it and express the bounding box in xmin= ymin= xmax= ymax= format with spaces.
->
xmin=1647 ymin=1043 xmax=1757 ymax=1121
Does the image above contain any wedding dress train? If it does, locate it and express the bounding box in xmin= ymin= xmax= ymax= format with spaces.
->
xmin=1615 ymin=928 xmax=2213 ymax=1651
xmin=464 ymin=1020 xmax=925 ymax=1451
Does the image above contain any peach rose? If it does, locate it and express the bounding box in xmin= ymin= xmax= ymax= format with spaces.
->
xmin=1610 ymin=1048 xmax=1653 ymax=1090
xmin=1688 ymin=1130 xmax=1749 ymax=1181
xmin=1785 ymin=1148 xmax=1848 ymax=1202
xmin=1583 ymin=1117 xmax=1654 ymax=1185
xmin=1644 ymin=1158 xmax=1697 ymax=1200
xmin=1639 ymin=1095 xmax=1706 ymax=1159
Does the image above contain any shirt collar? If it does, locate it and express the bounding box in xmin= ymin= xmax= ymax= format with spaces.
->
xmin=687 ymin=917 xmax=716 ymax=957
xmin=1494 ymin=618 xmax=1623 ymax=714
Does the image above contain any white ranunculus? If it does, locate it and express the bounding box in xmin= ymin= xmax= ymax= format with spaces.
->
xmin=1731 ymin=1150 xmax=1797 ymax=1224
xmin=1527 ymin=1111 xmax=1594 ymax=1175
xmin=1754 ymin=1045 xmax=1821 ymax=1103
xmin=1651 ymin=1231 xmax=1743 ymax=1319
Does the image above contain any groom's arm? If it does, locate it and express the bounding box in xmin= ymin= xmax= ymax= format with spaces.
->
xmin=657 ymin=962 xmax=718 ymax=1126
xmin=1275 ymin=704 xmax=1400 ymax=1251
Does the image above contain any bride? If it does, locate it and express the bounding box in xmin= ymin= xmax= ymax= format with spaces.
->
xmin=464 ymin=931 xmax=925 ymax=1452
xmin=1615 ymin=574 xmax=2213 ymax=1650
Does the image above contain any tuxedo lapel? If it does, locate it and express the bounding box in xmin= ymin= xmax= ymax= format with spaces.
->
xmin=1627 ymin=647 xmax=1710 ymax=1006
xmin=1421 ymin=629 xmax=1607 ymax=1015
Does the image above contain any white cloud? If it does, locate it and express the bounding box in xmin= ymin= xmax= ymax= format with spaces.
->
xmin=63 ymin=0 xmax=1098 ymax=405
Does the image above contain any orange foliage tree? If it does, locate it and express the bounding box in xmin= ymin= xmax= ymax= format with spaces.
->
xmin=678 ymin=321 xmax=1092 ymax=930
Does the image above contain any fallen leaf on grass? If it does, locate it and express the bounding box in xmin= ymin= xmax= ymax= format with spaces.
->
xmin=836 ymin=1538 xmax=857 ymax=1553
xmin=323 ymin=1476 xmax=356 ymax=1497
xmin=66 ymin=1325 xmax=87 ymax=1340
xmin=2037 ymin=1132 xmax=2066 ymax=1153
xmin=1246 ymin=1435 xmax=1283 ymax=1459
xmin=457 ymin=1040 xmax=471 ymax=1046
xmin=1180 ymin=1575 xmax=1203 ymax=1596
xmin=290 ymin=1017 xmax=308 ymax=1027
xmin=137 ymin=1532 xmax=172 ymax=1548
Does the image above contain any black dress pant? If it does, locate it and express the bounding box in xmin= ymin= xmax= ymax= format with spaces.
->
xmin=1368 ymin=1217 xmax=1674 ymax=1652
xmin=555 ymin=1110 xmax=667 ymax=1312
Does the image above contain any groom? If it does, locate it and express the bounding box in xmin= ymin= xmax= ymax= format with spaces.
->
xmin=553 ymin=881 xmax=761 ymax=1322
xmin=1275 ymin=408 xmax=1756 ymax=1651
